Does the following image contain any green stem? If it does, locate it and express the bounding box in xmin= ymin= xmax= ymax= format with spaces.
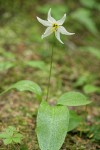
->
xmin=46 ymin=44 xmax=54 ymax=101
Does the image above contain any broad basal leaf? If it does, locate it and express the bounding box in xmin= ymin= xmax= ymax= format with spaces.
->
xmin=68 ymin=110 xmax=82 ymax=132
xmin=57 ymin=92 xmax=91 ymax=106
xmin=36 ymin=101 xmax=69 ymax=150
xmin=0 ymin=80 xmax=42 ymax=100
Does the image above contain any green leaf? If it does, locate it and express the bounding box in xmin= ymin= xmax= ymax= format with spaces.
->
xmin=74 ymin=76 xmax=88 ymax=87
xmin=6 ymin=126 xmax=16 ymax=132
xmin=57 ymin=92 xmax=91 ymax=106
xmin=71 ymin=8 xmax=98 ymax=35
xmin=0 ymin=126 xmax=23 ymax=145
xmin=2 ymin=51 xmax=16 ymax=59
xmin=36 ymin=101 xmax=69 ymax=150
xmin=13 ymin=133 xmax=23 ymax=142
xmin=3 ymin=138 xmax=13 ymax=145
xmin=14 ymin=133 xmax=23 ymax=138
xmin=0 ymin=133 xmax=11 ymax=139
xmin=0 ymin=126 xmax=16 ymax=139
xmin=11 ymin=80 xmax=42 ymax=95
xmin=5 ymin=130 xmax=13 ymax=137
xmin=83 ymin=84 xmax=100 ymax=94
xmin=13 ymin=137 xmax=21 ymax=143
xmin=26 ymin=60 xmax=47 ymax=71
xmin=74 ymin=73 xmax=96 ymax=87
xmin=0 ymin=80 xmax=42 ymax=100
xmin=80 ymin=0 xmax=96 ymax=8
xmin=68 ymin=110 xmax=82 ymax=132
xmin=0 ymin=62 xmax=15 ymax=71
xmin=85 ymin=47 xmax=100 ymax=59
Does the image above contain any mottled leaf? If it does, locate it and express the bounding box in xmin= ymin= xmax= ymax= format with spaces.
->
xmin=68 ymin=110 xmax=82 ymax=132
xmin=0 ymin=80 xmax=42 ymax=100
xmin=57 ymin=92 xmax=91 ymax=106
xmin=36 ymin=101 xmax=69 ymax=150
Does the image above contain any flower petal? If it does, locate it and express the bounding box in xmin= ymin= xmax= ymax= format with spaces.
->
xmin=57 ymin=14 xmax=66 ymax=25
xmin=37 ymin=17 xmax=52 ymax=26
xmin=55 ymin=31 xmax=64 ymax=44
xmin=42 ymin=27 xmax=53 ymax=39
xmin=58 ymin=26 xmax=75 ymax=35
xmin=47 ymin=8 xmax=56 ymax=23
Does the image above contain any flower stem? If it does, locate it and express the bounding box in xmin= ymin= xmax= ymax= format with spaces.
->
xmin=46 ymin=44 xmax=54 ymax=101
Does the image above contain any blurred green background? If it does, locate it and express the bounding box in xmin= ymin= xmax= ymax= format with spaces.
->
xmin=0 ymin=0 xmax=100 ymax=95
xmin=0 ymin=0 xmax=100 ymax=149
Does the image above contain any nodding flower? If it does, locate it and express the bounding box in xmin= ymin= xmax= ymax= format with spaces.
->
xmin=37 ymin=8 xmax=75 ymax=44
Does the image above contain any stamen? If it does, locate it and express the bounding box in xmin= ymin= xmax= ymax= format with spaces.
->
xmin=52 ymin=23 xmax=59 ymax=32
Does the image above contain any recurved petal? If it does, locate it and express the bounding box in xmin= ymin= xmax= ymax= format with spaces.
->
xmin=59 ymin=26 xmax=75 ymax=35
xmin=42 ymin=27 xmax=53 ymax=39
xmin=57 ymin=14 xmax=66 ymax=25
xmin=55 ymin=31 xmax=64 ymax=44
xmin=37 ymin=17 xmax=52 ymax=26
xmin=47 ymin=8 xmax=56 ymax=23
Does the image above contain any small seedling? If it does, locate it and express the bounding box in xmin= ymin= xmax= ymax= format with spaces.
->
xmin=0 ymin=126 xmax=23 ymax=145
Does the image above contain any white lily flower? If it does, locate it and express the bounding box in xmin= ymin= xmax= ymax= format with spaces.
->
xmin=37 ymin=8 xmax=75 ymax=44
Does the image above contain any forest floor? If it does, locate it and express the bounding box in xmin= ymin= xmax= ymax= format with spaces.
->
xmin=0 ymin=13 xmax=100 ymax=150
